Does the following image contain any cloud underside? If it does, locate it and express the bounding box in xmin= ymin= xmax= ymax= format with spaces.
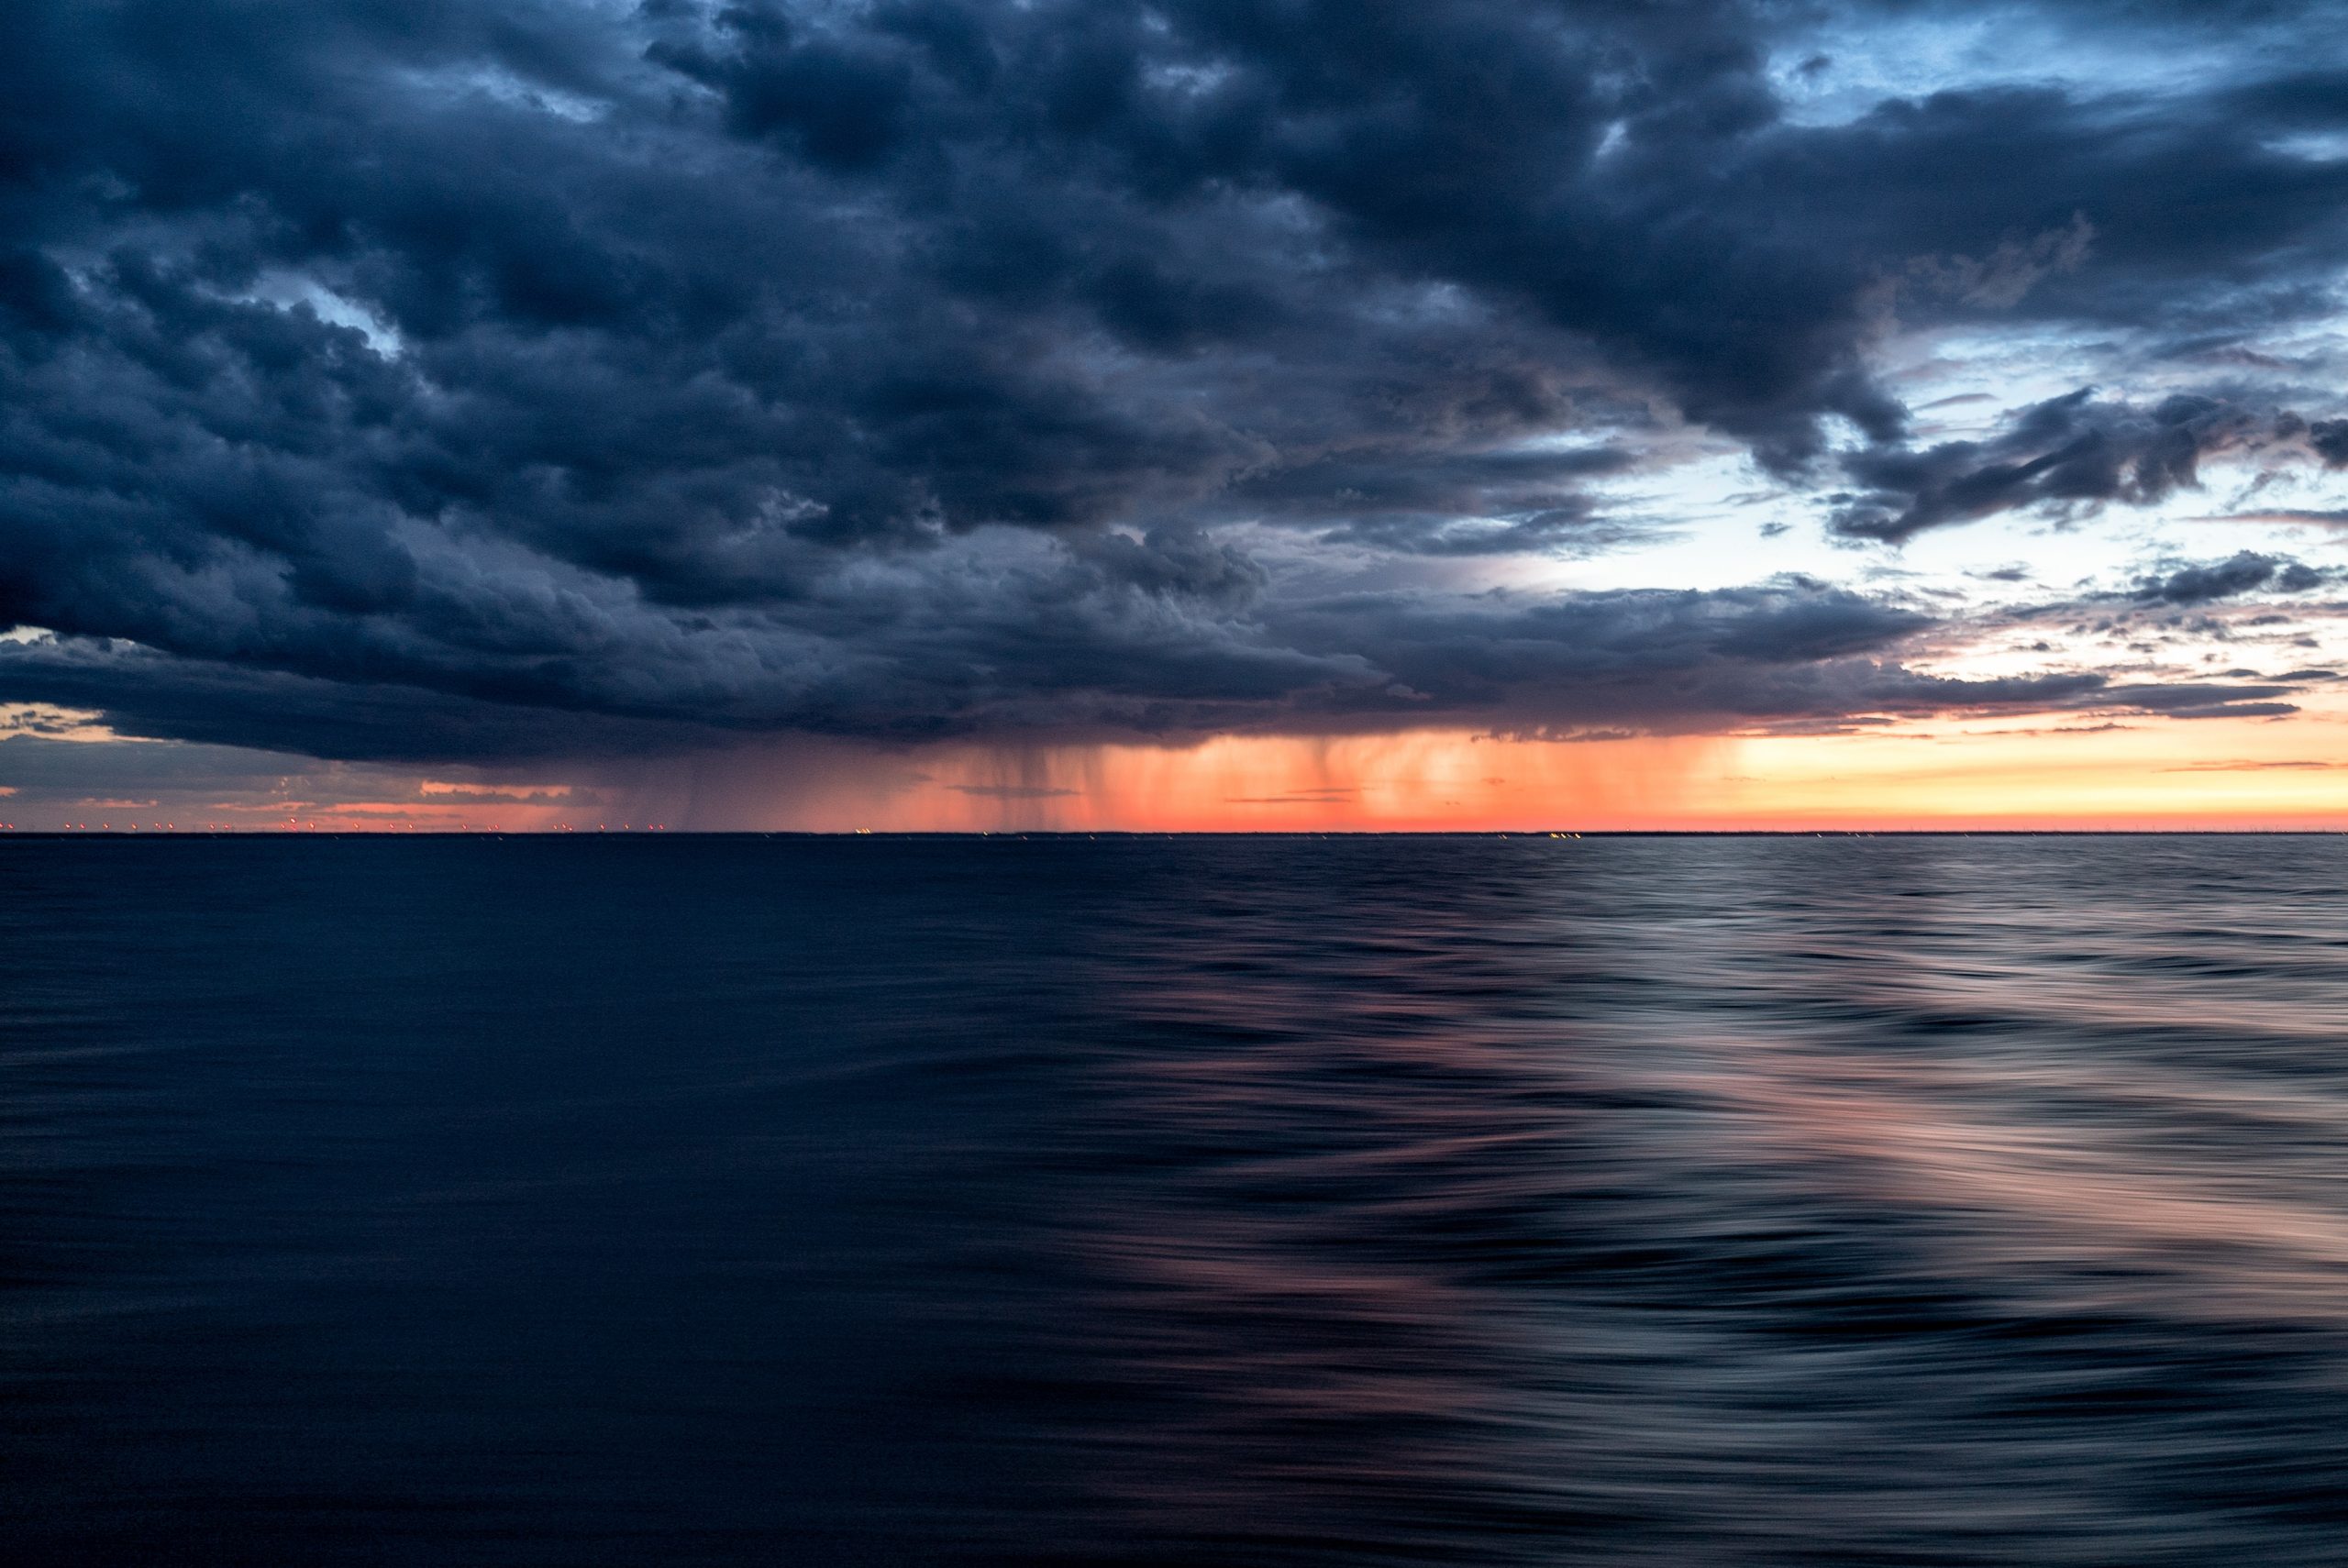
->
xmin=1 ymin=0 xmax=2345 ymax=762
xmin=0 ymin=574 xmax=2314 ymax=764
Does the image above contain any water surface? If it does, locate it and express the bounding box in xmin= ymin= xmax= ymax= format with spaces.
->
xmin=6 ymin=834 xmax=2348 ymax=1563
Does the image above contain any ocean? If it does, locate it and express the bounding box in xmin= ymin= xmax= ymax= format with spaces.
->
xmin=5 ymin=834 xmax=2348 ymax=1564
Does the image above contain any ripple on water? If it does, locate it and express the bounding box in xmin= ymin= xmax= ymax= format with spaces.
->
xmin=4 ymin=834 xmax=2348 ymax=1565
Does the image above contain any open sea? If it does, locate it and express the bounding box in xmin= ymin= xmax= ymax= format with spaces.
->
xmin=6 ymin=833 xmax=2348 ymax=1565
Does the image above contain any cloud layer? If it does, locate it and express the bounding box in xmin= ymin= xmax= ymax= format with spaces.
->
xmin=3 ymin=0 xmax=2346 ymax=763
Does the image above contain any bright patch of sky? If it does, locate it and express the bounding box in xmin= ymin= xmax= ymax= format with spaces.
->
xmin=397 ymin=63 xmax=609 ymax=123
xmin=242 ymin=271 xmax=405 ymax=357
xmin=1770 ymin=6 xmax=2309 ymax=126
xmin=1490 ymin=300 xmax=2348 ymax=692
xmin=2271 ymin=130 xmax=2348 ymax=164
xmin=0 ymin=704 xmax=127 ymax=743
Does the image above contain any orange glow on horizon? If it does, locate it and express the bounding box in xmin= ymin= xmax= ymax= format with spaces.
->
xmin=648 ymin=707 xmax=2348 ymax=832
xmin=22 ymin=704 xmax=2348 ymax=832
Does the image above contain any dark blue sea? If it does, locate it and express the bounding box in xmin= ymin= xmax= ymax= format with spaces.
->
xmin=6 ymin=834 xmax=2348 ymax=1565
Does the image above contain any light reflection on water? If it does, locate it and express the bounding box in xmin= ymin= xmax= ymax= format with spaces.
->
xmin=6 ymin=834 xmax=2348 ymax=1564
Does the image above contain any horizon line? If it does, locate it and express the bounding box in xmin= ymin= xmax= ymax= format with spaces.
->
xmin=7 ymin=828 xmax=2348 ymax=839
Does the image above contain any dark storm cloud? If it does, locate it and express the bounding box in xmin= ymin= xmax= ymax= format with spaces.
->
xmin=2311 ymin=421 xmax=2348 ymax=469
xmin=1833 ymin=390 xmax=2309 ymax=543
xmin=0 ymin=577 xmax=1968 ymax=754
xmin=1226 ymin=445 xmax=1645 ymax=556
xmin=2132 ymin=552 xmax=2331 ymax=606
xmin=2097 ymin=684 xmax=2303 ymax=720
xmin=3 ymin=0 xmax=2347 ymax=761
xmin=6 ymin=570 xmax=2295 ymax=756
xmin=0 ymin=637 xmax=734 ymax=764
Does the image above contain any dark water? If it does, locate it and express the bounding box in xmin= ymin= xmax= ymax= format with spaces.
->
xmin=6 ymin=835 xmax=2348 ymax=1565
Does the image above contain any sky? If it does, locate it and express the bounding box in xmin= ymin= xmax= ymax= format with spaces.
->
xmin=2 ymin=0 xmax=2347 ymax=831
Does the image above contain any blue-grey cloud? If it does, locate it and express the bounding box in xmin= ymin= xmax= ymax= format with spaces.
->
xmin=2132 ymin=551 xmax=2331 ymax=606
xmin=2 ymin=0 xmax=2345 ymax=762
xmin=1833 ymin=391 xmax=2316 ymax=543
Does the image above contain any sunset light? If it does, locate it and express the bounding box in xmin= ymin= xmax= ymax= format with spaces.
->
xmin=9 ymin=3 xmax=2348 ymax=1563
